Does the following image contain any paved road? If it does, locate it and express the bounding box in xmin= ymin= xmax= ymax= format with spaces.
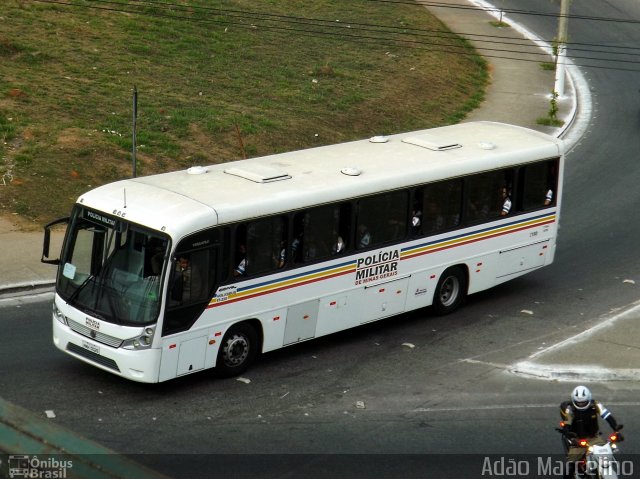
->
xmin=3 ymin=2 xmax=640 ymax=478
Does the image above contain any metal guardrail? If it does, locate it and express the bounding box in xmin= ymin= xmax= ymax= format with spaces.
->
xmin=0 ymin=397 xmax=168 ymax=479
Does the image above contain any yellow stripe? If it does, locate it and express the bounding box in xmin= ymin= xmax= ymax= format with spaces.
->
xmin=222 ymin=262 xmax=356 ymax=302
xmin=402 ymin=215 xmax=555 ymax=259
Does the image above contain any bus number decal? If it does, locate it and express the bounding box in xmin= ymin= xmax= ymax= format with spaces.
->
xmin=214 ymin=285 xmax=237 ymax=303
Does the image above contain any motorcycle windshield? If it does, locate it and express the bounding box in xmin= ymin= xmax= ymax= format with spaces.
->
xmin=57 ymin=206 xmax=170 ymax=326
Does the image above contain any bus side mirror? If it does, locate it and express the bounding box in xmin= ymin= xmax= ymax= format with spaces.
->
xmin=42 ymin=217 xmax=69 ymax=265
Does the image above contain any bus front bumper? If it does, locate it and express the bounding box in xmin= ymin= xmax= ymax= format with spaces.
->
xmin=53 ymin=318 xmax=161 ymax=383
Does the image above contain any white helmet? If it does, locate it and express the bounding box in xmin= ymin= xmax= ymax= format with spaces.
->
xmin=571 ymin=386 xmax=592 ymax=410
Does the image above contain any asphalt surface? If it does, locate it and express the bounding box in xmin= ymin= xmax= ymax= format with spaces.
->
xmin=1 ymin=0 xmax=639 ymax=465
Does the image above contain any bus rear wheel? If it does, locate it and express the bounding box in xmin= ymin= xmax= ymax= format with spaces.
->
xmin=432 ymin=266 xmax=466 ymax=315
xmin=215 ymin=323 xmax=258 ymax=378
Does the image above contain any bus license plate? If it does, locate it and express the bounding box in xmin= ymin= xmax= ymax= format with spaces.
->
xmin=81 ymin=340 xmax=100 ymax=355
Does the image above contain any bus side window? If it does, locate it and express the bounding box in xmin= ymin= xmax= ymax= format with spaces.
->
xmin=465 ymin=169 xmax=513 ymax=223
xmin=356 ymin=190 xmax=408 ymax=249
xmin=165 ymin=230 xmax=219 ymax=335
xmin=243 ymin=216 xmax=287 ymax=276
xmin=420 ymin=179 xmax=462 ymax=235
xmin=519 ymin=158 xmax=559 ymax=211
xmin=292 ymin=203 xmax=350 ymax=263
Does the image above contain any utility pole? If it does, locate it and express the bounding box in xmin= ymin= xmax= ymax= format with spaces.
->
xmin=132 ymin=85 xmax=138 ymax=178
xmin=554 ymin=0 xmax=570 ymax=97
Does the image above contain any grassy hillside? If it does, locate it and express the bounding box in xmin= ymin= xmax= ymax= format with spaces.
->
xmin=0 ymin=0 xmax=487 ymax=226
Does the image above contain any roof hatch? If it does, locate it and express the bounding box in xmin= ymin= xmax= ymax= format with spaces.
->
xmin=224 ymin=164 xmax=291 ymax=183
xmin=402 ymin=134 xmax=461 ymax=151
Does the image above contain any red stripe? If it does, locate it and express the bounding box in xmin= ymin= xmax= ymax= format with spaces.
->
xmin=402 ymin=219 xmax=555 ymax=261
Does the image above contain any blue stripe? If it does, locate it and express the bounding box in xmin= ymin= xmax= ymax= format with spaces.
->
xmin=236 ymin=211 xmax=556 ymax=293
xmin=402 ymin=211 xmax=555 ymax=253
xmin=236 ymin=258 xmax=356 ymax=293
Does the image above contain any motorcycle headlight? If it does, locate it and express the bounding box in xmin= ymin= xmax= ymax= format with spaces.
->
xmin=122 ymin=327 xmax=156 ymax=350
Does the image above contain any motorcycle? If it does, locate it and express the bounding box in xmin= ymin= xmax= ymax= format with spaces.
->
xmin=556 ymin=424 xmax=624 ymax=479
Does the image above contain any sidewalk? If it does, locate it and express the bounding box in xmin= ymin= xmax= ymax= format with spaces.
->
xmin=1 ymin=0 xmax=635 ymax=389
xmin=0 ymin=216 xmax=59 ymax=297
xmin=425 ymin=0 xmax=573 ymax=134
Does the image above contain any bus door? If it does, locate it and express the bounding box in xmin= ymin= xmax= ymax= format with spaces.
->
xmin=159 ymin=228 xmax=221 ymax=379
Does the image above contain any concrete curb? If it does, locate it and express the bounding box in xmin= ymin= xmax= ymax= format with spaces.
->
xmin=0 ymin=280 xmax=55 ymax=299
xmin=508 ymin=362 xmax=640 ymax=382
xmin=508 ymin=301 xmax=640 ymax=382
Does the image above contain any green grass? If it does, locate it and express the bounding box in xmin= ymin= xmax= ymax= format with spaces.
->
xmin=0 ymin=0 xmax=487 ymax=224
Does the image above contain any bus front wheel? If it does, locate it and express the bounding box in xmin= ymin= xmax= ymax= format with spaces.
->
xmin=432 ymin=266 xmax=466 ymax=315
xmin=215 ymin=323 xmax=258 ymax=378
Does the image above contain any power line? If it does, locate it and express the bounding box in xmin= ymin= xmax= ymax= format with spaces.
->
xmin=371 ymin=0 xmax=640 ymax=25
xmin=84 ymin=0 xmax=640 ymax=49
xmin=28 ymin=0 xmax=640 ymax=72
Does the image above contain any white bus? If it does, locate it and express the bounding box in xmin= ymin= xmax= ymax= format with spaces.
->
xmin=42 ymin=121 xmax=563 ymax=383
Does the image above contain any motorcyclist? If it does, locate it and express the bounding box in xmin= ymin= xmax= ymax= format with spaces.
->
xmin=559 ymin=385 xmax=623 ymax=478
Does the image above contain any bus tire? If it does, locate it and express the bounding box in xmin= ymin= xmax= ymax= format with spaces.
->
xmin=432 ymin=266 xmax=466 ymax=315
xmin=215 ymin=323 xmax=259 ymax=378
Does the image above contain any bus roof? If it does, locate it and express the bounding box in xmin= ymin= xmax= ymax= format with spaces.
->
xmin=79 ymin=121 xmax=563 ymax=238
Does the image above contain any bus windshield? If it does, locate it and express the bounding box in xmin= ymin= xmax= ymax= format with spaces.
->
xmin=57 ymin=207 xmax=169 ymax=326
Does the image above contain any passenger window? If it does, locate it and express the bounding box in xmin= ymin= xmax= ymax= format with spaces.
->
xmin=165 ymin=229 xmax=219 ymax=335
xmin=520 ymin=159 xmax=559 ymax=211
xmin=233 ymin=216 xmax=287 ymax=277
xmin=465 ymin=169 xmax=513 ymax=223
xmin=356 ymin=190 xmax=408 ymax=249
xmin=414 ymin=179 xmax=462 ymax=236
xmin=292 ymin=203 xmax=350 ymax=264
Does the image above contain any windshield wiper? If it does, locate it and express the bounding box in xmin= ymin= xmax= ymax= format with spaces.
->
xmin=67 ymin=273 xmax=96 ymax=306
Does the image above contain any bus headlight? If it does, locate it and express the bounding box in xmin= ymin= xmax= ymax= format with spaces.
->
xmin=122 ymin=327 xmax=156 ymax=350
xmin=53 ymin=303 xmax=68 ymax=325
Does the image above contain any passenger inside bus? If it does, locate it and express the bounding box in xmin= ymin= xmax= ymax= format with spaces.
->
xmin=357 ymin=223 xmax=371 ymax=249
xmin=170 ymin=254 xmax=203 ymax=304
xmin=145 ymin=237 xmax=166 ymax=277
xmin=274 ymin=240 xmax=287 ymax=268
xmin=500 ymin=185 xmax=512 ymax=216
xmin=332 ymin=231 xmax=345 ymax=254
xmin=234 ymin=244 xmax=247 ymax=276
xmin=411 ymin=207 xmax=422 ymax=235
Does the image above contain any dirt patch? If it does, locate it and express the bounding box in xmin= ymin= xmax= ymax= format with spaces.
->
xmin=56 ymin=128 xmax=94 ymax=150
xmin=0 ymin=213 xmax=42 ymax=232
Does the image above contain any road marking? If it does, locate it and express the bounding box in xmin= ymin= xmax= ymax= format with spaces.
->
xmin=508 ymin=300 xmax=640 ymax=381
xmin=413 ymin=401 xmax=640 ymax=413
xmin=526 ymin=299 xmax=640 ymax=361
